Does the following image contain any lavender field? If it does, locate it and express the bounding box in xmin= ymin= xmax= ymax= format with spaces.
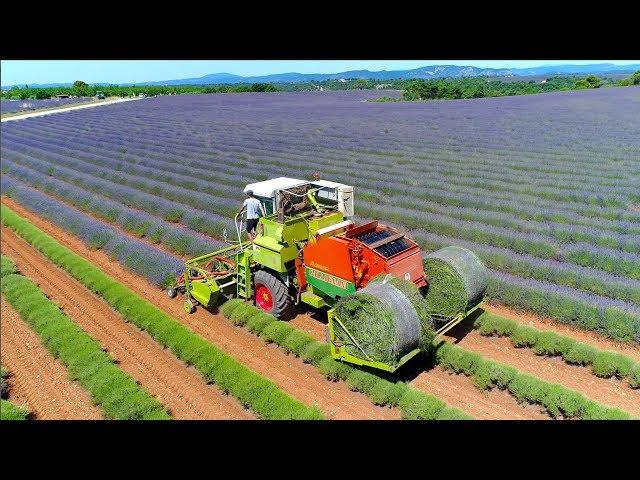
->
xmin=1 ymin=87 xmax=639 ymax=342
xmin=1 ymin=97 xmax=93 ymax=114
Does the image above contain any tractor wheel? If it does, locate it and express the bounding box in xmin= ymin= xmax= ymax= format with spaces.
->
xmin=166 ymin=287 xmax=177 ymax=299
xmin=253 ymin=270 xmax=292 ymax=318
xmin=183 ymin=299 xmax=196 ymax=314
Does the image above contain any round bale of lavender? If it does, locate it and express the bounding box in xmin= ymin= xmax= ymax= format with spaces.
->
xmin=333 ymin=275 xmax=434 ymax=365
xmin=423 ymin=246 xmax=488 ymax=318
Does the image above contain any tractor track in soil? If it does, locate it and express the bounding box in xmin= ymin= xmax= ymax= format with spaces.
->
xmin=0 ymin=298 xmax=103 ymax=420
xmin=1 ymin=199 xmax=399 ymax=420
xmin=1 ymin=231 xmax=254 ymax=420
xmin=442 ymin=323 xmax=640 ymax=417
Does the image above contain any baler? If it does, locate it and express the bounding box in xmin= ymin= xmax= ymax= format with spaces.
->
xmin=167 ymin=177 xmax=486 ymax=372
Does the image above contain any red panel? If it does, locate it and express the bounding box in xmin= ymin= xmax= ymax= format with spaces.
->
xmin=303 ymin=236 xmax=355 ymax=283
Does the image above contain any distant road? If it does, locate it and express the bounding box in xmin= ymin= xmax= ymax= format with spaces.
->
xmin=1 ymin=97 xmax=139 ymax=123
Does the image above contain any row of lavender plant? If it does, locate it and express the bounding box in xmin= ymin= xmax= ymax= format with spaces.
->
xmin=39 ymin=101 xmax=638 ymax=191
xmin=7 ymin=161 xmax=640 ymax=318
xmin=0 ymin=176 xmax=183 ymax=287
xmin=5 ymin=122 xmax=626 ymax=221
xmin=8 ymin=152 xmax=639 ymax=283
xmin=9 ymin=161 xmax=640 ymax=319
xmin=7 ymin=127 xmax=639 ymax=241
xmin=5 ymin=171 xmax=640 ymax=345
xmin=11 ymin=111 xmax=640 ymax=215
xmin=5 ymin=137 xmax=638 ymax=257
xmin=5 ymin=148 xmax=638 ymax=285
xmin=9 ymin=122 xmax=638 ymax=209
xmin=1 ymin=169 xmax=228 ymax=258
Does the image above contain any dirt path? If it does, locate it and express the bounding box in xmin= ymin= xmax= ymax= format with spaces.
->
xmin=1 ymin=231 xmax=253 ymax=420
xmin=444 ymin=325 xmax=640 ymax=416
xmin=485 ymin=303 xmax=640 ymax=362
xmin=1 ymin=199 xmax=399 ymax=419
xmin=0 ymin=298 xmax=103 ymax=420
xmin=411 ymin=366 xmax=549 ymax=420
xmin=1 ymin=98 xmax=138 ymax=122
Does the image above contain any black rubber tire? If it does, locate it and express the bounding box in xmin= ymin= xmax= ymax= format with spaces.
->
xmin=253 ymin=269 xmax=292 ymax=318
xmin=166 ymin=287 xmax=177 ymax=299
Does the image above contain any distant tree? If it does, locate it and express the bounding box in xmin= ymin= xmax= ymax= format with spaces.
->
xmin=585 ymin=75 xmax=602 ymax=88
xmin=573 ymin=79 xmax=591 ymax=89
xmin=33 ymin=88 xmax=51 ymax=99
xmin=633 ymin=71 xmax=640 ymax=85
xmin=71 ymin=80 xmax=92 ymax=97
xmin=353 ymin=79 xmax=369 ymax=90
xmin=250 ymin=83 xmax=277 ymax=92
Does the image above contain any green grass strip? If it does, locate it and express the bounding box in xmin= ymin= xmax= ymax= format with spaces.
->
xmin=219 ymin=299 xmax=473 ymax=420
xmin=473 ymin=311 xmax=640 ymax=389
xmin=1 ymin=399 xmax=30 ymax=420
xmin=434 ymin=341 xmax=633 ymax=419
xmin=1 ymin=206 xmax=324 ymax=420
xmin=1 ymin=366 xmax=30 ymax=420
xmin=1 ymin=255 xmax=171 ymax=420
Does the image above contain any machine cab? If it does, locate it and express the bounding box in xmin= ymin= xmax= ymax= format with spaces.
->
xmin=243 ymin=177 xmax=354 ymax=219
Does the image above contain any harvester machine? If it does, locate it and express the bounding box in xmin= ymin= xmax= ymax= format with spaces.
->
xmin=168 ymin=177 xmax=486 ymax=373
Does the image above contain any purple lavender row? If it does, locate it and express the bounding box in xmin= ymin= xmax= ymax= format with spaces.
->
xmin=6 ymin=146 xmax=638 ymax=281
xmin=410 ymin=229 xmax=640 ymax=306
xmin=0 ymin=97 xmax=92 ymax=114
xmin=43 ymin=87 xmax=629 ymax=162
xmin=0 ymin=176 xmax=184 ymax=286
xmin=11 ymin=92 xmax=640 ymax=195
xmin=15 ymin=114 xmax=636 ymax=191
xmin=2 ymin=147 xmax=241 ymax=220
xmin=1 ymin=136 xmax=246 ymax=204
xmin=65 ymin=125 xmax=638 ymax=212
xmin=2 ymin=157 xmax=236 ymax=236
xmin=3 ymin=129 xmax=636 ymax=253
xmin=487 ymin=270 xmax=640 ymax=344
xmin=1 ymin=167 xmax=226 ymax=258
xmin=11 ymin=124 xmax=636 ymax=238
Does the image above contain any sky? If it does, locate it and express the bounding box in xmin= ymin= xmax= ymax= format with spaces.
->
xmin=1 ymin=60 xmax=639 ymax=86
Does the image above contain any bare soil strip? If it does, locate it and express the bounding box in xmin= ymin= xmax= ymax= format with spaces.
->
xmin=411 ymin=366 xmax=549 ymax=420
xmin=1 ymin=199 xmax=398 ymax=419
xmin=485 ymin=303 xmax=640 ymax=362
xmin=1 ymin=231 xmax=253 ymax=420
xmin=0 ymin=298 xmax=103 ymax=420
xmin=444 ymin=326 xmax=640 ymax=416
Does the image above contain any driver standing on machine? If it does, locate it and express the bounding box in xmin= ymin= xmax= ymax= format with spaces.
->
xmin=238 ymin=190 xmax=266 ymax=241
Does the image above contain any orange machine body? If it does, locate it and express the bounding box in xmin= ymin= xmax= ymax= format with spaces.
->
xmin=301 ymin=221 xmax=427 ymax=293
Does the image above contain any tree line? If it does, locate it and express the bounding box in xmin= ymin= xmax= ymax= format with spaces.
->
xmin=399 ymin=72 xmax=640 ymax=101
xmin=3 ymin=71 xmax=638 ymax=102
xmin=1 ymin=80 xmax=278 ymax=100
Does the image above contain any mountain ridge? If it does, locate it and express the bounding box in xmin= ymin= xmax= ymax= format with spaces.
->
xmin=4 ymin=63 xmax=639 ymax=89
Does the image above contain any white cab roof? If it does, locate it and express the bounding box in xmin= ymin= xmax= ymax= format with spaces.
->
xmin=243 ymin=177 xmax=308 ymax=198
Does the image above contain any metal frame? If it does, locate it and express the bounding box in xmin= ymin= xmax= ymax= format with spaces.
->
xmin=326 ymin=309 xmax=421 ymax=373
xmin=326 ymin=300 xmax=485 ymax=373
xmin=182 ymin=242 xmax=252 ymax=307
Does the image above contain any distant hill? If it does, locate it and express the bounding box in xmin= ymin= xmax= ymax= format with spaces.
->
xmin=4 ymin=63 xmax=639 ymax=89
